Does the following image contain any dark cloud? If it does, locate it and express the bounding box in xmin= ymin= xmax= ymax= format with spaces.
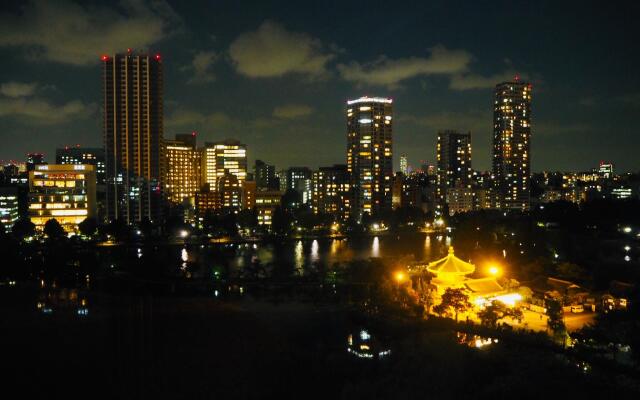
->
xmin=0 ymin=97 xmax=96 ymax=124
xmin=229 ymin=20 xmax=335 ymax=78
xmin=272 ymin=104 xmax=313 ymax=119
xmin=182 ymin=51 xmax=218 ymax=84
xmin=337 ymin=46 xmax=471 ymax=88
xmin=0 ymin=0 xmax=181 ymax=65
xmin=0 ymin=82 xmax=38 ymax=97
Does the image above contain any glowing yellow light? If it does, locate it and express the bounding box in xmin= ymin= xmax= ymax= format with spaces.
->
xmin=395 ymin=271 xmax=405 ymax=283
xmin=488 ymin=265 xmax=501 ymax=276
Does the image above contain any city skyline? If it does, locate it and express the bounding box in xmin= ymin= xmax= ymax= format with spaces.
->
xmin=1 ymin=1 xmax=639 ymax=173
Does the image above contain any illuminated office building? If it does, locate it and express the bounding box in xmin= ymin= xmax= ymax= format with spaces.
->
xmin=255 ymin=190 xmax=282 ymax=226
xmin=102 ymin=50 xmax=163 ymax=224
xmin=56 ymin=146 xmax=106 ymax=184
xmin=164 ymin=133 xmax=201 ymax=204
xmin=493 ymin=78 xmax=532 ymax=211
xmin=202 ymin=140 xmax=247 ymax=190
xmin=28 ymin=164 xmax=97 ymax=231
xmin=312 ymin=164 xmax=350 ymax=220
xmin=0 ymin=187 xmax=19 ymax=232
xmin=437 ymin=130 xmax=472 ymax=211
xmin=216 ymin=170 xmax=242 ymax=213
xmin=346 ymin=96 xmax=393 ymax=220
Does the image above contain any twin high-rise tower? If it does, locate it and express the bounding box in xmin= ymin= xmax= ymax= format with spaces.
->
xmin=102 ymin=51 xmax=164 ymax=224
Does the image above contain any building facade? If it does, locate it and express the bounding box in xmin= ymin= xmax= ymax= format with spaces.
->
xmin=28 ymin=164 xmax=96 ymax=231
xmin=346 ymin=96 xmax=393 ymax=220
xmin=312 ymin=164 xmax=350 ymax=220
xmin=102 ymin=51 xmax=164 ymax=224
xmin=0 ymin=187 xmax=19 ymax=232
xmin=255 ymin=190 xmax=282 ymax=226
xmin=254 ymin=160 xmax=278 ymax=190
xmin=56 ymin=146 xmax=106 ymax=185
xmin=202 ymin=140 xmax=247 ymax=191
xmin=436 ymin=130 xmax=472 ymax=211
xmin=493 ymin=79 xmax=532 ymax=211
xmin=164 ymin=133 xmax=201 ymax=205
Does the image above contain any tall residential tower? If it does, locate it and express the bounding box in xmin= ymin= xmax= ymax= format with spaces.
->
xmin=102 ymin=51 xmax=164 ymax=224
xmin=492 ymin=79 xmax=532 ymax=211
xmin=346 ymin=96 xmax=393 ymax=220
xmin=436 ymin=130 xmax=472 ymax=211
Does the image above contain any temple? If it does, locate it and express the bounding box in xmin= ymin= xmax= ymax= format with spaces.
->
xmin=416 ymin=246 xmax=522 ymax=307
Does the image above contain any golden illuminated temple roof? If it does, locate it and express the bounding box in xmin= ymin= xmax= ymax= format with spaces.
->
xmin=426 ymin=246 xmax=475 ymax=276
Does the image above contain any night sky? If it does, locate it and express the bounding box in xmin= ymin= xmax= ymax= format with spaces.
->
xmin=0 ymin=0 xmax=639 ymax=172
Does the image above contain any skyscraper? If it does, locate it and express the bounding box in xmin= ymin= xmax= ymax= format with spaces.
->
xmin=102 ymin=51 xmax=164 ymax=224
xmin=201 ymin=140 xmax=247 ymax=191
xmin=346 ymin=96 xmax=393 ymax=220
xmin=492 ymin=78 xmax=532 ymax=211
xmin=164 ymin=133 xmax=201 ymax=204
xmin=436 ymin=130 xmax=472 ymax=211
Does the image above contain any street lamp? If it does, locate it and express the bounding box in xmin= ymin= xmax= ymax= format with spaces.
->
xmin=488 ymin=265 xmax=501 ymax=277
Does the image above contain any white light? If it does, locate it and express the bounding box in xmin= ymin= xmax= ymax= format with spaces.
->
xmin=359 ymin=118 xmax=372 ymax=124
xmin=624 ymin=246 xmax=631 ymax=252
xmin=623 ymin=227 xmax=632 ymax=233
xmin=360 ymin=330 xmax=371 ymax=341
xmin=347 ymin=97 xmax=392 ymax=105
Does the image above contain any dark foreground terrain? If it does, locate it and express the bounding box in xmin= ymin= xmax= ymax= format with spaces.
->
xmin=2 ymin=285 xmax=638 ymax=400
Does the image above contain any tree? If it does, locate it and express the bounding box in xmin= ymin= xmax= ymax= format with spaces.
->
xmin=436 ymin=288 xmax=472 ymax=322
xmin=478 ymin=301 xmax=503 ymax=327
xmin=478 ymin=300 xmax=524 ymax=327
xmin=556 ymin=262 xmax=587 ymax=283
xmin=546 ymin=299 xmax=567 ymax=344
xmin=11 ymin=218 xmax=35 ymax=239
xmin=78 ymin=217 xmax=98 ymax=237
xmin=43 ymin=218 xmax=65 ymax=239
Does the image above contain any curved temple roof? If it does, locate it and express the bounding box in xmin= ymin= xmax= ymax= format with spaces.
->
xmin=426 ymin=246 xmax=475 ymax=275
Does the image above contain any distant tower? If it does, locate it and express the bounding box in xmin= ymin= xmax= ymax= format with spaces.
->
xmin=346 ymin=96 xmax=393 ymax=220
xmin=102 ymin=51 xmax=164 ymax=224
xmin=400 ymin=154 xmax=408 ymax=175
xmin=492 ymin=78 xmax=532 ymax=211
xmin=436 ymin=130 xmax=472 ymax=212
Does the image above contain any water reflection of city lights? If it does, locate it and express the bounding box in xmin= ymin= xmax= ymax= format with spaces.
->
xmin=372 ymin=237 xmax=380 ymax=257
xmin=181 ymin=248 xmax=188 ymax=262
xmin=294 ymin=241 xmax=304 ymax=272
xmin=330 ymin=239 xmax=340 ymax=256
xmin=311 ymin=239 xmax=319 ymax=262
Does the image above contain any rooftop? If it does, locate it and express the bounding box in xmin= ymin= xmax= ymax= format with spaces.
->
xmin=426 ymin=247 xmax=475 ymax=276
